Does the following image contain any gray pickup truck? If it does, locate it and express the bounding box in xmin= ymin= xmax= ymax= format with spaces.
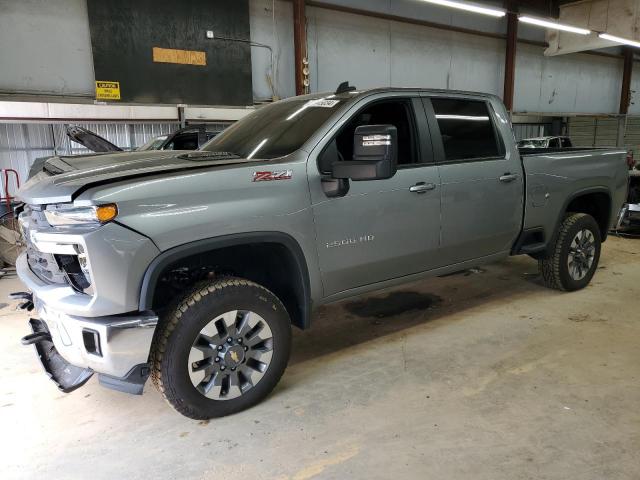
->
xmin=15 ymin=86 xmax=628 ymax=419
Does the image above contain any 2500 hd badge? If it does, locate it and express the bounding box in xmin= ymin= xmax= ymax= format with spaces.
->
xmin=326 ymin=234 xmax=375 ymax=249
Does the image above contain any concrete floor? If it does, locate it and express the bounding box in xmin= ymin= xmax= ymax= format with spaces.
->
xmin=1 ymin=236 xmax=639 ymax=480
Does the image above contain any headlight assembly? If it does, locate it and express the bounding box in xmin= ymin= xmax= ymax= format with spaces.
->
xmin=44 ymin=203 xmax=118 ymax=228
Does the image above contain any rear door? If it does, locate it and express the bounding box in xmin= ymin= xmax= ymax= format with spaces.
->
xmin=309 ymin=95 xmax=441 ymax=296
xmin=423 ymin=95 xmax=523 ymax=266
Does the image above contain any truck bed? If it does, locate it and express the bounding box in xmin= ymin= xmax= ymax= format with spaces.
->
xmin=519 ymin=147 xmax=628 ymax=240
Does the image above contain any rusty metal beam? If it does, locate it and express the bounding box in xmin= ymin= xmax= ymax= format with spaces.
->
xmin=293 ymin=0 xmax=307 ymax=96
xmin=503 ymin=10 xmax=518 ymax=112
xmin=620 ymin=47 xmax=633 ymax=115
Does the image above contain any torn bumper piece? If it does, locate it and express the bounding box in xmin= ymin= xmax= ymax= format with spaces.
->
xmin=23 ymin=318 xmax=93 ymax=393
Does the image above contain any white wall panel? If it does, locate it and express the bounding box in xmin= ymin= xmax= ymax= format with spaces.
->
xmin=249 ymin=0 xmax=295 ymax=100
xmin=308 ymin=8 xmax=504 ymax=96
xmin=514 ymin=44 xmax=621 ymax=114
xmin=0 ymin=0 xmax=94 ymax=96
xmin=307 ymin=8 xmax=391 ymax=92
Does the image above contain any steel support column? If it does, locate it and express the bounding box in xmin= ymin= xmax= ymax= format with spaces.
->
xmin=503 ymin=9 xmax=518 ymax=112
xmin=293 ymin=0 xmax=307 ymax=96
xmin=620 ymin=47 xmax=633 ymax=115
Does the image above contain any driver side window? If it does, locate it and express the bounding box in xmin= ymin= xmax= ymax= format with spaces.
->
xmin=318 ymin=99 xmax=418 ymax=175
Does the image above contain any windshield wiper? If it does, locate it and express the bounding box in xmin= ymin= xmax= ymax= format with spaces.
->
xmin=177 ymin=151 xmax=241 ymax=161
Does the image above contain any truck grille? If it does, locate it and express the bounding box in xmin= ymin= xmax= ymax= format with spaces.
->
xmin=20 ymin=207 xmax=67 ymax=284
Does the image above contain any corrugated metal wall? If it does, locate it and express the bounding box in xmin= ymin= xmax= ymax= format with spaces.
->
xmin=512 ymin=124 xmax=548 ymax=141
xmin=567 ymin=117 xmax=622 ymax=147
xmin=624 ymin=117 xmax=640 ymax=158
xmin=0 ymin=122 xmax=180 ymax=186
xmin=567 ymin=116 xmax=640 ymax=157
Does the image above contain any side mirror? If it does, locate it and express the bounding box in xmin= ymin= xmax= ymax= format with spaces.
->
xmin=332 ymin=125 xmax=398 ymax=181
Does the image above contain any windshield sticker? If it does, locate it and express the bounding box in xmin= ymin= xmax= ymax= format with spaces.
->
xmin=308 ymin=99 xmax=340 ymax=108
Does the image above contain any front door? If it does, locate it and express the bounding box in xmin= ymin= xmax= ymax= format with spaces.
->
xmin=309 ymin=96 xmax=441 ymax=297
xmin=423 ymin=96 xmax=524 ymax=266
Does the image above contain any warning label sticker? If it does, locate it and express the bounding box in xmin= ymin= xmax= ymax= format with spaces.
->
xmin=95 ymin=81 xmax=121 ymax=101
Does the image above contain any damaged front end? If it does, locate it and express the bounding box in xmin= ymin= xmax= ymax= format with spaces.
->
xmin=22 ymin=317 xmax=93 ymax=393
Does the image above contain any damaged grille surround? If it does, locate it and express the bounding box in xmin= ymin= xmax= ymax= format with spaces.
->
xmin=20 ymin=205 xmax=92 ymax=294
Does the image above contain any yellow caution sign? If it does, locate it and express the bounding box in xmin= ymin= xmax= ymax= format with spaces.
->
xmin=95 ymin=81 xmax=121 ymax=101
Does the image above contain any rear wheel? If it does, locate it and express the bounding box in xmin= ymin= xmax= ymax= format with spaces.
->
xmin=538 ymin=213 xmax=601 ymax=291
xmin=151 ymin=277 xmax=292 ymax=419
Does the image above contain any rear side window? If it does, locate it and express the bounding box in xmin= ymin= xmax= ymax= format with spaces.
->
xmin=431 ymin=98 xmax=502 ymax=161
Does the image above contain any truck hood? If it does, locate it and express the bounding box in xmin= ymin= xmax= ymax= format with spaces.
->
xmin=66 ymin=125 xmax=122 ymax=152
xmin=18 ymin=150 xmax=259 ymax=205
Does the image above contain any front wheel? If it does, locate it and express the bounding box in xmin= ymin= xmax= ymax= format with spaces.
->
xmin=151 ymin=277 xmax=292 ymax=419
xmin=538 ymin=213 xmax=601 ymax=291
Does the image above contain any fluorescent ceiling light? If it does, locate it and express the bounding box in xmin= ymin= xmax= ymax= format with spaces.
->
xmin=519 ymin=16 xmax=591 ymax=35
xmin=599 ymin=33 xmax=640 ymax=48
xmin=419 ymin=0 xmax=505 ymax=18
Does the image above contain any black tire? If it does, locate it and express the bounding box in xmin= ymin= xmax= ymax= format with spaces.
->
xmin=538 ymin=213 xmax=601 ymax=291
xmin=150 ymin=277 xmax=292 ymax=419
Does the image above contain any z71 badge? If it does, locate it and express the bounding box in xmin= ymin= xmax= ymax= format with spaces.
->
xmin=252 ymin=170 xmax=293 ymax=182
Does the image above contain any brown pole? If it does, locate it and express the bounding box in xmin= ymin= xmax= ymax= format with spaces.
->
xmin=293 ymin=0 xmax=307 ymax=96
xmin=503 ymin=9 xmax=518 ymax=112
xmin=620 ymin=47 xmax=633 ymax=114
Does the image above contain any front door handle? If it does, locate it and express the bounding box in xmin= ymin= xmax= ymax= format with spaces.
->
xmin=409 ymin=182 xmax=436 ymax=193
xmin=499 ymin=173 xmax=518 ymax=183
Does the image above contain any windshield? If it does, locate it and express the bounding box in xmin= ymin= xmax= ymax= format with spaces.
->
xmin=201 ymin=96 xmax=350 ymax=159
xmin=138 ymin=135 xmax=168 ymax=151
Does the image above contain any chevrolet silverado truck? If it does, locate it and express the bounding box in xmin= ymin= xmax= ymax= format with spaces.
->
xmin=15 ymin=85 xmax=628 ymax=419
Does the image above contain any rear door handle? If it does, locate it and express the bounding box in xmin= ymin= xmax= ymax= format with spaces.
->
xmin=499 ymin=173 xmax=518 ymax=183
xmin=409 ymin=182 xmax=436 ymax=193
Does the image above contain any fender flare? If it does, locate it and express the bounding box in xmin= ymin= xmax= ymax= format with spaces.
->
xmin=139 ymin=232 xmax=312 ymax=329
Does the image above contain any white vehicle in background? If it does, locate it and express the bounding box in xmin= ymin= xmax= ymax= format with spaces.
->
xmin=517 ymin=136 xmax=573 ymax=149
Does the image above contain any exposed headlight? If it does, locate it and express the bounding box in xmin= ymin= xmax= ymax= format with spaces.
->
xmin=44 ymin=203 xmax=118 ymax=228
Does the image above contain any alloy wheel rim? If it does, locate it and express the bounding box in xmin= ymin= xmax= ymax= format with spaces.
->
xmin=188 ymin=310 xmax=274 ymax=400
xmin=567 ymin=228 xmax=596 ymax=281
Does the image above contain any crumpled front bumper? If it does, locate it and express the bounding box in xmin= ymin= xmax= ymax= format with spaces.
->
xmin=23 ymin=318 xmax=93 ymax=393
xmin=33 ymin=298 xmax=158 ymax=379
xmin=21 ymin=296 xmax=158 ymax=394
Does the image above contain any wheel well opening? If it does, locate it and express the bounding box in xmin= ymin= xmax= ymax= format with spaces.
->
xmin=149 ymin=242 xmax=309 ymax=329
xmin=566 ymin=192 xmax=611 ymax=240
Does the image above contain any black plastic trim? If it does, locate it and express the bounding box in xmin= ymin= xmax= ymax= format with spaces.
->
xmin=98 ymin=364 xmax=150 ymax=396
xmin=511 ymin=227 xmax=546 ymax=255
xmin=139 ymin=232 xmax=313 ymax=329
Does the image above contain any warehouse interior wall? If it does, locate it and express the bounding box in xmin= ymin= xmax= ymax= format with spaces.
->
xmin=0 ymin=0 xmax=95 ymax=97
xmin=250 ymin=0 xmax=295 ymax=101
xmin=514 ymin=43 xmax=622 ymax=114
xmin=0 ymin=0 xmax=630 ymax=116
xmin=306 ymin=7 xmax=506 ymax=96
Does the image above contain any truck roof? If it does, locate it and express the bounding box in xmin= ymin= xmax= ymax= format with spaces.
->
xmin=293 ymin=86 xmax=500 ymax=103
